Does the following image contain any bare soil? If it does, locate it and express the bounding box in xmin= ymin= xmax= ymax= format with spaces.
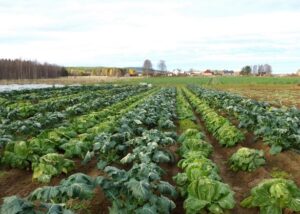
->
xmin=160 ymin=144 xmax=185 ymax=214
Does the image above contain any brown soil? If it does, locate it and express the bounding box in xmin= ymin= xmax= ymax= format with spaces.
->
xmin=242 ymin=133 xmax=300 ymax=186
xmin=190 ymin=111 xmax=300 ymax=214
xmin=192 ymin=113 xmax=262 ymax=214
xmin=160 ymin=143 xmax=185 ymax=214
xmin=0 ymin=158 xmax=110 ymax=214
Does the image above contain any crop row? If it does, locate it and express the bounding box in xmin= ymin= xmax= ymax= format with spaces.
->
xmin=183 ymin=87 xmax=245 ymax=147
xmin=1 ymin=87 xmax=156 ymax=181
xmin=0 ymin=85 xmax=148 ymax=141
xmin=0 ymin=85 xmax=124 ymax=124
xmin=179 ymin=87 xmax=300 ymax=214
xmin=188 ymin=85 xmax=300 ymax=154
xmin=174 ymin=88 xmax=235 ymax=213
xmin=1 ymin=88 xmax=179 ymax=213
xmin=0 ymin=85 xmax=133 ymax=121
xmin=90 ymin=88 xmax=178 ymax=212
xmin=0 ymin=84 xmax=115 ymax=103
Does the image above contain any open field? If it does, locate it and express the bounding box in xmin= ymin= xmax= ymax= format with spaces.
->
xmin=0 ymin=78 xmax=300 ymax=213
xmin=1 ymin=76 xmax=300 ymax=85
xmin=211 ymin=85 xmax=300 ymax=108
xmin=0 ymin=76 xmax=144 ymax=85
xmin=1 ymin=76 xmax=300 ymax=108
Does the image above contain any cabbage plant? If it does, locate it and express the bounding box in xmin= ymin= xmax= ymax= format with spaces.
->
xmin=241 ymin=178 xmax=300 ymax=214
xmin=229 ymin=147 xmax=265 ymax=172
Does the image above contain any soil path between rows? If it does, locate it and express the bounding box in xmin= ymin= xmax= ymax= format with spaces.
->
xmin=191 ymin=110 xmax=261 ymax=214
xmin=160 ymin=143 xmax=185 ymax=214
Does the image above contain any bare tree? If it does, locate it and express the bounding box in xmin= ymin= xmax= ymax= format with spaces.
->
xmin=263 ymin=64 xmax=272 ymax=75
xmin=157 ymin=60 xmax=167 ymax=72
xmin=0 ymin=58 xmax=67 ymax=80
xmin=143 ymin=59 xmax=153 ymax=76
xmin=258 ymin=65 xmax=264 ymax=75
xmin=252 ymin=65 xmax=258 ymax=75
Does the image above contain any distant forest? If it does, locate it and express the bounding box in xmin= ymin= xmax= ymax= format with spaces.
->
xmin=0 ymin=59 xmax=68 ymax=80
xmin=67 ymin=67 xmax=137 ymax=76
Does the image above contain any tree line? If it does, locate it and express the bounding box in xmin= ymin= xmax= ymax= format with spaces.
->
xmin=0 ymin=59 xmax=68 ymax=80
xmin=241 ymin=64 xmax=272 ymax=76
xmin=142 ymin=59 xmax=167 ymax=76
xmin=67 ymin=67 xmax=136 ymax=76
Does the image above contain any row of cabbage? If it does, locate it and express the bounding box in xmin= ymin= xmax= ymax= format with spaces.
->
xmin=183 ymin=88 xmax=245 ymax=147
xmin=0 ymin=85 xmax=114 ymax=118
xmin=176 ymin=88 xmax=300 ymax=214
xmin=188 ymin=85 xmax=300 ymax=154
xmin=0 ymin=85 xmax=147 ymax=142
xmin=174 ymin=88 xmax=235 ymax=213
xmin=181 ymin=87 xmax=300 ymax=213
xmin=0 ymin=85 xmax=113 ymax=103
xmin=1 ymin=88 xmax=179 ymax=213
xmin=1 ymin=87 xmax=155 ymax=182
xmin=0 ymin=85 xmax=130 ymax=121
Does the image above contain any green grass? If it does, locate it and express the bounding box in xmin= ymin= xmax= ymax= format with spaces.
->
xmin=115 ymin=76 xmax=300 ymax=86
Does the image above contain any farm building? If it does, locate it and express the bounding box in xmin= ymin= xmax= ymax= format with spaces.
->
xmin=202 ymin=70 xmax=214 ymax=76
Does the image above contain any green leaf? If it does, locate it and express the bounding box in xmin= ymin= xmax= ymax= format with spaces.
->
xmin=260 ymin=205 xmax=281 ymax=214
xmin=97 ymin=160 xmax=108 ymax=170
xmin=229 ymin=147 xmax=265 ymax=172
xmin=185 ymin=179 xmax=235 ymax=213
xmin=157 ymin=181 xmax=177 ymax=197
xmin=173 ymin=173 xmax=188 ymax=186
xmin=156 ymin=195 xmax=176 ymax=213
xmin=135 ymin=204 xmax=157 ymax=214
xmin=289 ymin=198 xmax=300 ymax=211
xmin=184 ymin=197 xmax=208 ymax=214
xmin=270 ymin=145 xmax=282 ymax=155
xmin=241 ymin=178 xmax=300 ymax=213
xmin=240 ymin=196 xmax=253 ymax=208
xmin=152 ymin=151 xmax=171 ymax=163
xmin=125 ymin=178 xmax=150 ymax=200
xmin=120 ymin=153 xmax=135 ymax=164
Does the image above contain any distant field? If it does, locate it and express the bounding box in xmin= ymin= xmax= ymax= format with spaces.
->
xmin=133 ymin=76 xmax=300 ymax=86
xmin=1 ymin=76 xmax=299 ymax=108
xmin=1 ymin=75 xmax=300 ymax=86
xmin=0 ymin=76 xmax=142 ymax=85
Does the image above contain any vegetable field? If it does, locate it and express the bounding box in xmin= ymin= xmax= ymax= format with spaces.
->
xmin=0 ymin=82 xmax=300 ymax=214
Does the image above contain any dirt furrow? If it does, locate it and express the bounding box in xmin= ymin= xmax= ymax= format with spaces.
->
xmin=192 ymin=110 xmax=263 ymax=214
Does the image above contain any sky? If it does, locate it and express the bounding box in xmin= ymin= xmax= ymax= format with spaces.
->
xmin=0 ymin=0 xmax=300 ymax=73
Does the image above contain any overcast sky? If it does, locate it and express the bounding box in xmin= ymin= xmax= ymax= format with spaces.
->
xmin=1 ymin=0 xmax=300 ymax=73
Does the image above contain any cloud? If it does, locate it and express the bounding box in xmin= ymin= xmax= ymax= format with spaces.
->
xmin=0 ymin=0 xmax=300 ymax=73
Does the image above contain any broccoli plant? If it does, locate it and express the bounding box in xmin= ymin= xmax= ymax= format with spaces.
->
xmin=97 ymin=163 xmax=177 ymax=213
xmin=0 ymin=195 xmax=74 ymax=214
